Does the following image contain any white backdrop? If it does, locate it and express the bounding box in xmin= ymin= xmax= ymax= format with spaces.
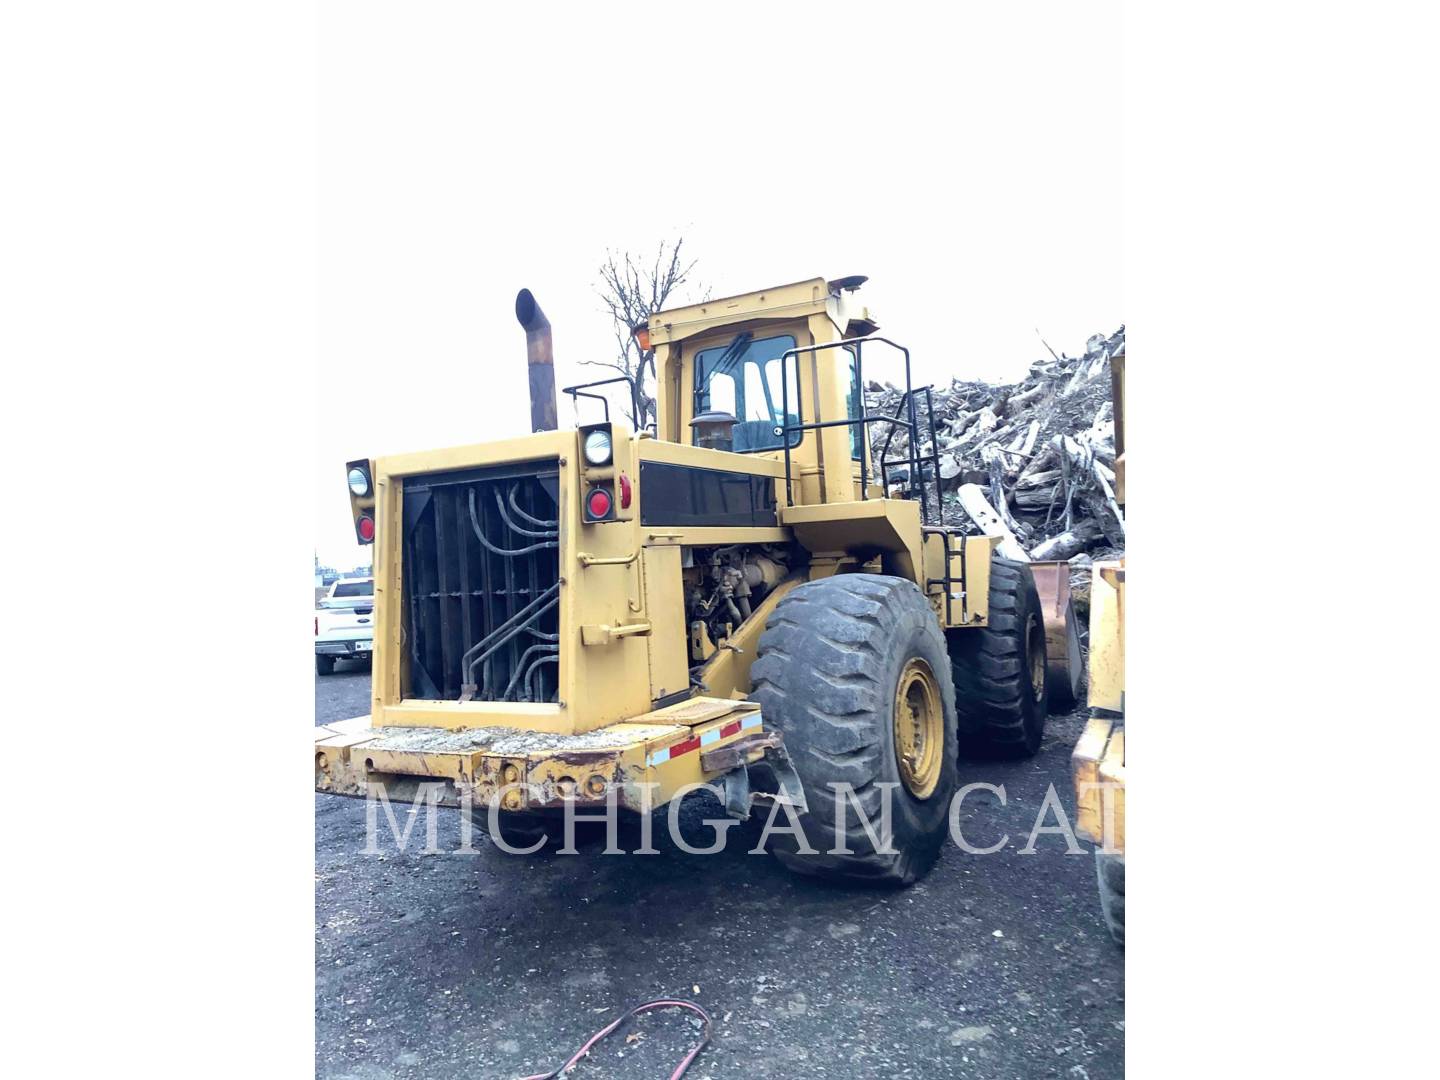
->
xmin=316 ymin=2 xmax=1122 ymax=567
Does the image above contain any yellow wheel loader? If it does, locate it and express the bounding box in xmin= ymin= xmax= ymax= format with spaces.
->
xmin=1071 ymin=346 xmax=1125 ymax=941
xmin=317 ymin=276 xmax=1058 ymax=885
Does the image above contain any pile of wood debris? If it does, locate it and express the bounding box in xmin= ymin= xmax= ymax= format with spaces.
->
xmin=866 ymin=326 xmax=1125 ymax=600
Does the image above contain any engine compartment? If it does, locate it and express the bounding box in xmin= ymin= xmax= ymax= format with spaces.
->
xmin=681 ymin=543 xmax=793 ymax=664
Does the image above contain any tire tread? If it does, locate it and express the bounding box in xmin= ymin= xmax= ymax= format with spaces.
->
xmin=751 ymin=574 xmax=958 ymax=887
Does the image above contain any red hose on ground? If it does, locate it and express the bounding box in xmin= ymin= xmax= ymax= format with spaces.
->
xmin=517 ymin=999 xmax=713 ymax=1080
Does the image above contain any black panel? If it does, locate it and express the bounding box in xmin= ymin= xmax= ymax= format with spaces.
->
xmin=401 ymin=460 xmax=561 ymax=702
xmin=638 ymin=460 xmax=778 ymax=528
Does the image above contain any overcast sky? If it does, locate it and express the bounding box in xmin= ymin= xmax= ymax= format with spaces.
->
xmin=317 ymin=3 xmax=1122 ymax=568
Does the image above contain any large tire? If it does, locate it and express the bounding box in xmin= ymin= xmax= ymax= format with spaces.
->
xmin=1096 ymin=852 xmax=1125 ymax=946
xmin=949 ymin=558 xmax=1049 ymax=758
xmin=750 ymin=574 xmax=958 ymax=886
xmin=316 ymin=654 xmax=336 ymax=676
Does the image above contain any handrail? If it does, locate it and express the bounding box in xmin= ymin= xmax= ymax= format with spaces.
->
xmin=777 ymin=337 xmax=943 ymax=524
xmin=922 ymin=525 xmax=968 ymax=625
xmin=576 ymin=550 xmax=639 ymax=567
xmin=561 ymin=374 xmax=640 ymax=426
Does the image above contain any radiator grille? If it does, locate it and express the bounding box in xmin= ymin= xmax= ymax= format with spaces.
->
xmin=401 ymin=461 xmax=561 ymax=702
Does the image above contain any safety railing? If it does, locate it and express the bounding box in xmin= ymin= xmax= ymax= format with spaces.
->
xmin=561 ymin=375 xmax=639 ymax=426
xmin=777 ymin=337 xmax=944 ymax=525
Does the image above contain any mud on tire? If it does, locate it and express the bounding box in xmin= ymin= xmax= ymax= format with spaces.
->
xmin=949 ymin=557 xmax=1049 ymax=758
xmin=750 ymin=574 xmax=959 ymax=886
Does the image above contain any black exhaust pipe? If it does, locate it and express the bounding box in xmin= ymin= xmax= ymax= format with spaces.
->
xmin=515 ymin=288 xmax=558 ymax=433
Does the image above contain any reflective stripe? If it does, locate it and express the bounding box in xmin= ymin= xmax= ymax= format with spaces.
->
xmin=647 ymin=712 xmax=762 ymax=767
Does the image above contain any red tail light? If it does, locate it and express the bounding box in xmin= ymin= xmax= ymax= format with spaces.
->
xmin=356 ymin=514 xmax=375 ymax=542
xmin=618 ymin=472 xmax=632 ymax=509
xmin=585 ymin=487 xmax=613 ymax=521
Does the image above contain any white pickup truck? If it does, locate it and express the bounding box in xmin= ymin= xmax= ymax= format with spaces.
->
xmin=315 ymin=577 xmax=376 ymax=674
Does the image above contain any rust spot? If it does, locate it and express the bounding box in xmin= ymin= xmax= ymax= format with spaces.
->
xmin=551 ymin=751 xmax=614 ymax=767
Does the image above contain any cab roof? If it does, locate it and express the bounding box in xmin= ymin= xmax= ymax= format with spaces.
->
xmin=646 ymin=276 xmax=878 ymax=346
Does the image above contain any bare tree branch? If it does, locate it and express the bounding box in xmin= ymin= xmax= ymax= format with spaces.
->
xmin=589 ymin=238 xmax=701 ymax=427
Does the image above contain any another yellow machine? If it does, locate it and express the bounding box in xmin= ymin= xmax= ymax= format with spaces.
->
xmin=317 ymin=276 xmax=1057 ymax=884
xmin=1071 ymin=345 xmax=1126 ymax=941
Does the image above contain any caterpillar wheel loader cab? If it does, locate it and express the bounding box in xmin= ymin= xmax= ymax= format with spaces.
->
xmin=317 ymin=275 xmax=1053 ymax=886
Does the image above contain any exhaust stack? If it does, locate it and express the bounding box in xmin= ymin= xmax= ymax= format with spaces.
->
xmin=515 ymin=288 xmax=558 ymax=433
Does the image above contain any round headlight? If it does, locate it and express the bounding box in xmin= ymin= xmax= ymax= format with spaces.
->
xmin=583 ymin=430 xmax=613 ymax=466
xmin=347 ymin=467 xmax=371 ymax=496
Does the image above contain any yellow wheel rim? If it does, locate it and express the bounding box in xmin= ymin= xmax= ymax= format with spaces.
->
xmin=1026 ymin=612 xmax=1046 ymax=703
xmin=893 ymin=658 xmax=944 ymax=799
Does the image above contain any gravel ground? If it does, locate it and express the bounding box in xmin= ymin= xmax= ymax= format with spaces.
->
xmin=317 ymin=661 xmax=1124 ymax=1079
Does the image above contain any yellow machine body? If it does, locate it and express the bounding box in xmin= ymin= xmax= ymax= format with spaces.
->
xmin=1072 ymin=560 xmax=1126 ymax=853
xmin=1072 ymin=340 xmax=1125 ymax=856
xmin=320 ymin=277 xmax=1004 ymax=815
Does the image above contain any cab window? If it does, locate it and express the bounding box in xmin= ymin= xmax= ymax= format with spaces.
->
xmin=693 ymin=333 xmax=799 ymax=452
xmin=846 ymin=346 xmax=864 ymax=460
